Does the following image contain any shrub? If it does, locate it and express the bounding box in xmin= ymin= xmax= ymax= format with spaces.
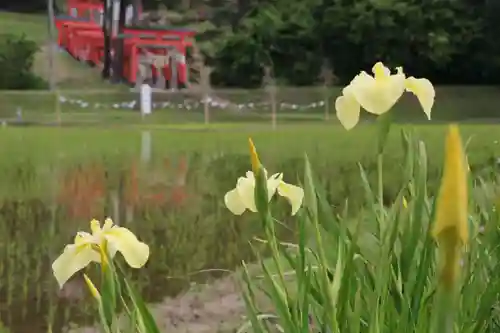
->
xmin=0 ymin=33 xmax=47 ymax=90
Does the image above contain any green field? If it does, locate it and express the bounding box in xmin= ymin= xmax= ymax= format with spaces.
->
xmin=0 ymin=122 xmax=497 ymax=333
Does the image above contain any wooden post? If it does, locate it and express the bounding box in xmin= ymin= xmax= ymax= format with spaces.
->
xmin=55 ymin=90 xmax=61 ymax=125
xmin=112 ymin=0 xmax=127 ymax=83
xmin=184 ymin=45 xmax=191 ymax=87
xmin=201 ymin=65 xmax=212 ymax=125
xmin=47 ymin=0 xmax=57 ymax=90
xmin=111 ymin=190 xmax=120 ymax=225
xmin=190 ymin=43 xmax=202 ymax=86
xmin=171 ymin=54 xmax=179 ymax=91
xmin=264 ymin=66 xmax=277 ymax=130
xmin=270 ymin=85 xmax=277 ymax=130
xmin=102 ymin=0 xmax=112 ymax=79
xmin=320 ymin=59 xmax=335 ymax=121
xmin=191 ymin=45 xmax=211 ymax=125
xmin=153 ymin=55 xmax=167 ymax=89
xmin=132 ymin=0 xmax=141 ymax=24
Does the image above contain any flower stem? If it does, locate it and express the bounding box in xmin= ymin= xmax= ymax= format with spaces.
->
xmin=377 ymin=153 xmax=384 ymax=225
xmin=265 ymin=214 xmax=287 ymax=292
xmin=432 ymin=287 xmax=456 ymax=333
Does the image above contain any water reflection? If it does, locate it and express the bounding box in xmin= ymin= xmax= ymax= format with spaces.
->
xmin=0 ymin=148 xmax=272 ymax=333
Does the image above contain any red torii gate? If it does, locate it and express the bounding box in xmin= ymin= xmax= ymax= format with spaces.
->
xmin=67 ymin=0 xmax=103 ymax=19
xmin=122 ymin=26 xmax=195 ymax=85
xmin=67 ymin=0 xmax=143 ymax=24
xmin=55 ymin=0 xmax=195 ymax=87
xmin=126 ymin=35 xmax=193 ymax=84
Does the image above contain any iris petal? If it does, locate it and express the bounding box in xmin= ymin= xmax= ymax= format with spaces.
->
xmin=406 ymin=77 xmax=435 ymax=119
xmin=52 ymin=242 xmax=100 ymax=288
xmin=267 ymin=173 xmax=283 ymax=200
xmin=224 ymin=188 xmax=247 ymax=215
xmin=277 ymin=182 xmax=304 ymax=216
xmin=335 ymin=93 xmax=361 ymax=130
xmin=104 ymin=227 xmax=150 ymax=268
xmin=236 ymin=176 xmax=257 ymax=212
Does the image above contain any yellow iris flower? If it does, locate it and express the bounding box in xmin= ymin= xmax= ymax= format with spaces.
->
xmin=52 ymin=218 xmax=150 ymax=288
xmin=224 ymin=170 xmax=304 ymax=216
xmin=432 ymin=125 xmax=469 ymax=290
xmin=335 ymin=62 xmax=435 ymax=130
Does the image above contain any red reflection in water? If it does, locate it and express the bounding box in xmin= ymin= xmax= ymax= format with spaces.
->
xmin=58 ymin=163 xmax=105 ymax=220
xmin=59 ymin=157 xmax=189 ymax=219
xmin=170 ymin=156 xmax=188 ymax=206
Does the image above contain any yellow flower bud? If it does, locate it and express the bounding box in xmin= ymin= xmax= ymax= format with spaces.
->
xmin=432 ymin=124 xmax=469 ymax=290
xmin=248 ymin=138 xmax=261 ymax=174
xmin=432 ymin=125 xmax=468 ymax=244
xmin=83 ymin=274 xmax=101 ymax=301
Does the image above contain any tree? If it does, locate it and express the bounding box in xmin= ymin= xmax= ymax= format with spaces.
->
xmin=212 ymin=0 xmax=323 ymax=86
xmin=102 ymin=0 xmax=113 ymax=79
xmin=112 ymin=0 xmax=128 ymax=82
xmin=209 ymin=0 xmax=500 ymax=86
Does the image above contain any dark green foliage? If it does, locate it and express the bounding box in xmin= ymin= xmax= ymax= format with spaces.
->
xmin=0 ymin=0 xmax=46 ymax=12
xmin=0 ymin=34 xmax=47 ymax=90
xmin=209 ymin=0 xmax=500 ymax=87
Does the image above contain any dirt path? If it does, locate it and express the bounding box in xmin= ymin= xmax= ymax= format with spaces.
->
xmin=150 ymin=276 xmax=249 ymax=332
xmin=65 ymin=275 xmax=271 ymax=333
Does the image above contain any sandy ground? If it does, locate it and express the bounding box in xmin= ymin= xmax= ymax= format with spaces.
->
xmin=149 ymin=276 xmax=251 ymax=333
xmin=63 ymin=275 xmax=274 ymax=333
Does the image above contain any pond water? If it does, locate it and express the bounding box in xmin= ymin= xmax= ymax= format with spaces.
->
xmin=0 ymin=125 xmax=450 ymax=333
xmin=0 ymin=150 xmax=293 ymax=333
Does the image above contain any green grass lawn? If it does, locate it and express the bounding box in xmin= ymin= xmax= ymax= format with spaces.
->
xmin=0 ymin=12 xmax=48 ymax=43
xmin=0 ymin=122 xmax=497 ymax=160
xmin=1 ymin=86 xmax=500 ymax=124
xmin=0 ymin=122 xmax=497 ymax=172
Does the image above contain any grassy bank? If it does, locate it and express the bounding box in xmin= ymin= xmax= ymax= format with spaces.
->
xmin=2 ymin=86 xmax=500 ymax=125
